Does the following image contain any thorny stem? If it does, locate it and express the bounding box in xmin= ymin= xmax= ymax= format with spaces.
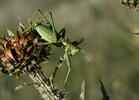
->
xmin=29 ymin=69 xmax=66 ymax=100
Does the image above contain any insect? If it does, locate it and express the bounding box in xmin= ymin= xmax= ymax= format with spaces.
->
xmin=121 ymin=0 xmax=139 ymax=10
xmin=23 ymin=9 xmax=84 ymax=86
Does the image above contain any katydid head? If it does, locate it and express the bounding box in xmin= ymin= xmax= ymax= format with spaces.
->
xmin=65 ymin=38 xmax=84 ymax=56
xmin=70 ymin=47 xmax=80 ymax=56
xmin=69 ymin=38 xmax=84 ymax=55
xmin=66 ymin=43 xmax=80 ymax=56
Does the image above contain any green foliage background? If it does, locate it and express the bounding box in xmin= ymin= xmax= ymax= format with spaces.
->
xmin=0 ymin=0 xmax=139 ymax=100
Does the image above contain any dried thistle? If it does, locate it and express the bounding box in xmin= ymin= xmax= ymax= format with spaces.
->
xmin=0 ymin=19 xmax=65 ymax=100
xmin=0 ymin=25 xmax=50 ymax=76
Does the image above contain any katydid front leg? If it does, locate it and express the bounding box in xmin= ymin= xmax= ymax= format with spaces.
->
xmin=51 ymin=49 xmax=71 ymax=87
xmin=64 ymin=49 xmax=71 ymax=87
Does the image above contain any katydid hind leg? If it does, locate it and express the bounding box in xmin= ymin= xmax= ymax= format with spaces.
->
xmin=29 ymin=9 xmax=50 ymax=25
xmin=23 ymin=9 xmax=51 ymax=33
xmin=48 ymin=12 xmax=56 ymax=33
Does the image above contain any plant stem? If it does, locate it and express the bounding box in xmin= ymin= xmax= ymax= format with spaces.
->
xmin=29 ymin=70 xmax=66 ymax=100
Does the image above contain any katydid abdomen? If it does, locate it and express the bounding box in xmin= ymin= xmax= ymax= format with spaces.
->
xmin=35 ymin=25 xmax=57 ymax=43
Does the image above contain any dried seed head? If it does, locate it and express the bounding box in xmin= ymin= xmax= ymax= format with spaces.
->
xmin=0 ymin=20 xmax=51 ymax=76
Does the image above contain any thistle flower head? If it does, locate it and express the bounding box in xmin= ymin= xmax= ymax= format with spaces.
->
xmin=0 ymin=20 xmax=51 ymax=76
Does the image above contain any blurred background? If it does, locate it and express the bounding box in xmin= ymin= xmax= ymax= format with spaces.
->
xmin=0 ymin=0 xmax=139 ymax=100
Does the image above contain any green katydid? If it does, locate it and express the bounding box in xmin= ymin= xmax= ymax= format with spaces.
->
xmin=23 ymin=9 xmax=84 ymax=86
